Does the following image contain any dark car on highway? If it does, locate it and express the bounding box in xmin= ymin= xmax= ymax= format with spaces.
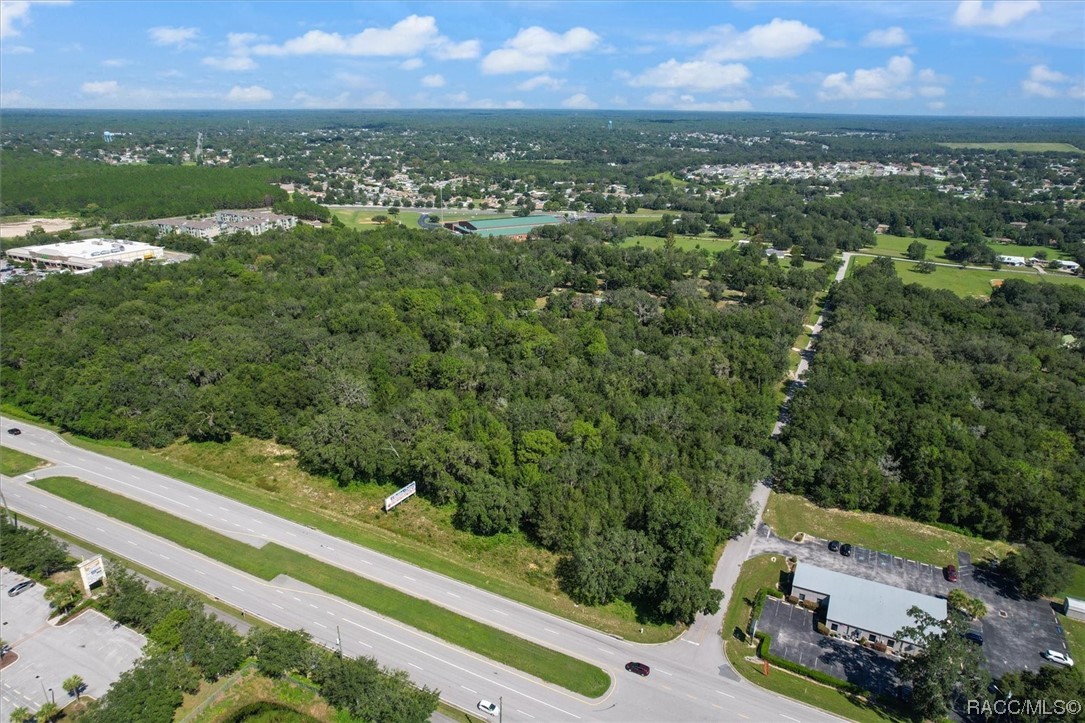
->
xmin=625 ymin=662 xmax=650 ymax=677
xmin=7 ymin=580 xmax=35 ymax=596
xmin=828 ymin=540 xmax=840 ymax=552
xmin=7 ymin=427 xmax=21 ymax=435
xmin=840 ymin=543 xmax=853 ymax=557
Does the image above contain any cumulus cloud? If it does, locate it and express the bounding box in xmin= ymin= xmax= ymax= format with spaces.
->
xmin=861 ymin=27 xmax=910 ymax=47
xmin=292 ymin=91 xmax=351 ymax=108
xmin=204 ymin=54 xmax=256 ymax=71
xmin=252 ymin=15 xmax=476 ymax=60
xmin=0 ymin=89 xmax=31 ymax=106
xmin=517 ymin=74 xmax=564 ymax=91
xmin=2 ymin=44 xmax=32 ymax=54
xmin=359 ymin=90 xmax=400 ymax=107
xmin=420 ymin=73 xmax=445 ymax=88
xmin=2 ymin=0 xmax=71 ymax=39
xmin=630 ymin=59 xmax=750 ymax=91
xmin=226 ymin=84 xmax=272 ymax=103
xmin=819 ymin=55 xmax=917 ymax=100
xmin=149 ymin=26 xmax=199 ymax=47
xmin=1021 ymin=64 xmax=1082 ymax=98
xmin=81 ymin=80 xmax=119 ymax=95
xmin=928 ymin=101 xmax=946 ymax=110
xmin=643 ymin=91 xmax=752 ymax=111
xmin=700 ymin=19 xmax=822 ymax=61
xmin=481 ymin=26 xmax=599 ymax=74
xmin=953 ymin=1 xmax=1040 ymax=27
xmin=764 ymin=82 xmax=798 ymax=98
xmin=470 ymin=98 xmax=526 ymax=109
xmin=561 ymin=93 xmax=597 ymax=109
xmin=401 ymin=58 xmax=424 ymax=70
xmin=101 ymin=58 xmax=128 ymax=67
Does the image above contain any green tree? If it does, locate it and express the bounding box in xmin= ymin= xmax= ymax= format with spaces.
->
xmin=8 ymin=707 xmax=32 ymax=723
xmin=248 ymin=627 xmax=312 ymax=678
xmin=994 ymin=665 xmax=1085 ymax=722
xmin=947 ymin=589 xmax=987 ymax=619
xmin=82 ymin=653 xmax=199 ymax=723
xmin=906 ymin=240 xmax=927 ymax=260
xmin=36 ymin=702 xmax=60 ymax=723
xmin=896 ymin=608 xmax=988 ymax=720
xmin=63 ymin=674 xmax=85 ymax=701
xmin=915 ymin=260 xmax=936 ymax=274
xmin=45 ymin=580 xmax=83 ymax=615
xmin=1000 ymin=541 xmax=1070 ymax=598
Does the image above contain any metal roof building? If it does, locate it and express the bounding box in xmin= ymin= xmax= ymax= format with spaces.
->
xmin=5 ymin=238 xmax=164 ymax=272
xmin=451 ymin=215 xmax=563 ymax=238
xmin=1064 ymin=597 xmax=1085 ymax=622
xmin=792 ymin=564 xmax=947 ymax=650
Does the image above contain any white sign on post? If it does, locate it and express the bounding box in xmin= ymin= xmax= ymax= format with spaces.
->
xmin=384 ymin=481 xmax=417 ymax=512
xmin=77 ymin=555 xmax=106 ymax=592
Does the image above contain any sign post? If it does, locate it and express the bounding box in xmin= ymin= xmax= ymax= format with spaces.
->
xmin=77 ymin=555 xmax=106 ymax=593
xmin=384 ymin=482 xmax=417 ymax=512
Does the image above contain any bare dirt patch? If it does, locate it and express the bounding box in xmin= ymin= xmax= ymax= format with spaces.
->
xmin=0 ymin=218 xmax=75 ymax=238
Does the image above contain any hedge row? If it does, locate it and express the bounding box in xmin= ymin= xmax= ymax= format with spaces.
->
xmin=754 ymin=632 xmax=867 ymax=696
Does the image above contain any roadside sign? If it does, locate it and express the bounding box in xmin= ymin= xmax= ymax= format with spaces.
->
xmin=77 ymin=555 xmax=106 ymax=592
xmin=384 ymin=481 xmax=417 ymax=512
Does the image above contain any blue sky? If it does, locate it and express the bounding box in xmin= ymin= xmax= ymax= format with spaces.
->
xmin=2 ymin=1 xmax=1083 ymax=116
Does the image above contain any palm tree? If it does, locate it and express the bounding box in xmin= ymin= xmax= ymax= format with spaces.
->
xmin=8 ymin=707 xmax=31 ymax=723
xmin=36 ymin=702 xmax=60 ymax=722
xmin=44 ymin=580 xmax=82 ymax=615
xmin=63 ymin=674 xmax=85 ymax=700
xmin=0 ymin=637 xmax=8 ymax=660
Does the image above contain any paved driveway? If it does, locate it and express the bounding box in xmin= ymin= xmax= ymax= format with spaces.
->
xmin=759 ymin=598 xmax=901 ymax=696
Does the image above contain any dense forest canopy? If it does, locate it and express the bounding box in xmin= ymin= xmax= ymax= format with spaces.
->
xmin=774 ymin=259 xmax=1085 ymax=557
xmin=1 ymin=221 xmax=830 ymax=622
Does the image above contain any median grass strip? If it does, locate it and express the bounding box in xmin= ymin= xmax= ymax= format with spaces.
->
xmin=33 ymin=476 xmax=610 ymax=698
xmin=0 ymin=446 xmax=46 ymax=476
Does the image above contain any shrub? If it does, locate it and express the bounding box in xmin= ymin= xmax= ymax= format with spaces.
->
xmin=752 ymin=589 xmax=767 ymax=620
xmin=871 ymin=641 xmax=888 ymax=653
xmin=801 ymin=599 xmax=819 ymax=611
xmin=816 ymin=623 xmax=830 ymax=636
xmin=766 ymin=588 xmax=784 ymax=599
xmin=786 ymin=595 xmax=799 ymax=605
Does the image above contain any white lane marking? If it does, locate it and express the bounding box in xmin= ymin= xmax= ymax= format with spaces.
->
xmin=95 ymin=527 xmax=105 ymax=532
xmin=218 ymin=506 xmax=229 ymax=512
xmin=781 ymin=716 xmax=800 ymax=722
xmin=447 ymin=592 xmax=461 ymax=599
xmin=596 ymin=647 xmax=614 ymax=656
xmin=65 ymin=514 xmax=75 ymax=520
xmin=658 ymin=669 xmax=673 ymax=676
xmin=194 ymin=569 xmax=206 ymax=575
xmin=232 ymin=585 xmax=244 ymax=592
xmin=460 ymin=686 xmax=477 ymax=694
xmin=543 ymin=627 xmax=558 ymax=634
xmin=490 ymin=608 xmax=509 ymax=616
xmin=312 ymin=622 xmax=327 ymax=629
xmin=244 ymin=527 xmax=255 ymax=533
xmin=403 ymin=575 xmax=417 ymax=582
xmin=682 ymin=638 xmax=700 ymax=646
xmin=286 ymin=531 xmax=297 ymax=537
xmin=127 ymin=540 xmax=137 ymax=545
xmin=272 ymin=603 xmax=284 ymax=610
xmin=517 ymin=711 xmax=535 ymax=719
xmin=309 ymin=603 xmax=318 ymax=609
xmin=358 ymin=559 xmax=372 ymax=565
xmin=159 ymin=554 xmax=170 ymax=560
xmin=717 ymin=690 xmax=735 ymax=699
xmin=189 ymin=495 xmax=199 ymax=501
xmin=408 ymin=663 xmax=423 ymax=670
xmin=292 ymin=596 xmax=301 ymax=602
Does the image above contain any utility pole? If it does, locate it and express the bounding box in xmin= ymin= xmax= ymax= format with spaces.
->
xmin=336 ymin=625 xmax=343 ymax=658
xmin=499 ymin=696 xmax=503 ymax=723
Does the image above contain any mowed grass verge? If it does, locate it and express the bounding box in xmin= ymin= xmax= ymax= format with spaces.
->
xmin=32 ymin=476 xmax=610 ymax=698
xmin=723 ymin=555 xmax=904 ymax=722
xmin=764 ymin=492 xmax=1014 ymax=567
xmin=0 ymin=446 xmax=47 ymax=476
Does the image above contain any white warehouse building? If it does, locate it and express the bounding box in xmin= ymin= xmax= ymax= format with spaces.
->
xmin=5 ymin=238 xmax=164 ymax=272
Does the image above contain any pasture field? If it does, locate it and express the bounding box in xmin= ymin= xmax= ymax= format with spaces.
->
xmin=939 ymin=142 xmax=1083 ymax=153
xmin=851 ymin=255 xmax=1084 ymax=297
xmin=331 ymin=207 xmax=422 ymax=228
xmin=620 ymin=235 xmax=738 ymax=254
xmin=864 ymin=234 xmax=1075 ymax=263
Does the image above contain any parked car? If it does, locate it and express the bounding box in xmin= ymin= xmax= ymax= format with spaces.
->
xmin=944 ymin=564 xmax=959 ymax=582
xmin=624 ymin=661 xmax=650 ymax=677
xmin=477 ymin=700 xmax=500 ymax=716
xmin=6 ymin=427 xmax=21 ymax=435
xmin=7 ymin=580 xmax=35 ymax=596
xmin=1042 ymin=650 xmax=1074 ymax=667
xmin=840 ymin=543 xmax=853 ymax=557
xmin=964 ymin=630 xmax=984 ymax=645
xmin=828 ymin=540 xmax=840 ymax=552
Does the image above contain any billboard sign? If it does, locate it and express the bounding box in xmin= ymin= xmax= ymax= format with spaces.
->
xmin=77 ymin=555 xmax=106 ymax=592
xmin=384 ymin=482 xmax=417 ymax=512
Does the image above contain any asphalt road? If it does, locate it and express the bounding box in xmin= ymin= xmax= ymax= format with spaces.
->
xmin=0 ymin=420 xmax=839 ymax=722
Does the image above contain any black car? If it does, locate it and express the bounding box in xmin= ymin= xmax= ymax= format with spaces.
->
xmin=964 ymin=630 xmax=984 ymax=645
xmin=840 ymin=543 xmax=853 ymax=557
xmin=7 ymin=427 xmax=21 ymax=435
xmin=828 ymin=540 xmax=840 ymax=552
xmin=624 ymin=661 xmax=650 ymax=677
xmin=7 ymin=580 xmax=35 ymax=596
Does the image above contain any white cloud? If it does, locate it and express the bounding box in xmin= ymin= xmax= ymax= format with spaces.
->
xmin=445 ymin=91 xmax=469 ymax=104
xmin=226 ymin=84 xmax=272 ymax=103
xmin=359 ymin=90 xmax=399 ymax=107
xmin=630 ymin=59 xmax=750 ymax=91
xmin=481 ymin=26 xmax=599 ymax=74
xmin=0 ymin=89 xmax=31 ymax=106
xmin=470 ymin=98 xmax=526 ymax=109
xmin=292 ymin=91 xmax=351 ymax=108
xmin=861 ymin=27 xmax=910 ymax=47
xmin=765 ymin=82 xmax=798 ymax=98
xmin=2 ymin=43 xmax=32 ymax=54
xmin=420 ymin=73 xmax=445 ymax=88
xmin=101 ymin=58 xmax=128 ymax=67
xmin=149 ymin=26 xmax=199 ymax=48
xmin=643 ymin=90 xmax=752 ymax=111
xmin=561 ymin=92 xmax=597 ymax=109
xmin=1021 ymin=64 xmax=1082 ymax=98
xmin=819 ymin=55 xmax=916 ymax=100
xmin=918 ymin=85 xmax=946 ymax=97
xmin=928 ymin=101 xmax=946 ymax=110
xmin=701 ymin=18 xmax=822 ymax=61
xmin=81 ymin=80 xmax=119 ymax=96
xmin=203 ymin=54 xmax=256 ymax=71
xmin=517 ymin=74 xmax=564 ymax=91
xmin=953 ymin=1 xmax=1040 ymax=27
xmin=401 ymin=58 xmax=424 ymax=70
xmin=1 ymin=0 xmax=71 ymax=39
xmin=333 ymin=72 xmax=374 ymax=89
xmin=252 ymin=15 xmax=476 ymax=60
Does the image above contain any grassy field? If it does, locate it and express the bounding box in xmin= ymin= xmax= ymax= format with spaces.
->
xmin=723 ymin=555 xmax=905 ymax=722
xmin=939 ymin=142 xmax=1084 ymax=153
xmin=851 ymin=255 xmax=1085 ymax=297
xmin=648 ymin=171 xmax=687 ymax=187
xmin=1062 ymin=618 xmax=1085 ymax=678
xmin=620 ymin=234 xmax=739 ymax=254
xmin=1063 ymin=562 xmax=1085 ymax=600
xmin=0 ymin=446 xmax=46 ymax=476
xmin=181 ymin=664 xmax=344 ymax=723
xmin=864 ymin=234 xmax=1075 ymax=263
xmin=332 ymin=207 xmax=423 ymax=229
xmin=34 ymin=476 xmax=609 ymax=698
xmin=763 ymin=492 xmax=1015 ymax=567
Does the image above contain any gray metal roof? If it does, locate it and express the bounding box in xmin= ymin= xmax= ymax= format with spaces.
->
xmin=793 ymin=564 xmax=947 ymax=643
xmin=1066 ymin=597 xmax=1085 ymax=613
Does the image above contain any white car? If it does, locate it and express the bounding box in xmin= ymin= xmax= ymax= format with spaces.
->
xmin=1042 ymin=650 xmax=1074 ymax=667
xmin=477 ymin=700 xmax=500 ymax=716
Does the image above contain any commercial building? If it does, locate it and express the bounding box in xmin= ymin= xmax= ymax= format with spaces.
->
xmin=1064 ymin=597 xmax=1085 ymax=622
xmin=447 ymin=215 xmax=562 ymax=240
xmin=149 ymin=209 xmax=297 ymax=240
xmin=4 ymin=238 xmax=164 ymax=272
xmin=790 ymin=564 xmax=947 ymax=653
xmin=996 ymin=255 xmax=1027 ymax=267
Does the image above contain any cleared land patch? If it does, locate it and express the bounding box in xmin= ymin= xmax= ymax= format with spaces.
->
xmin=620 ymin=235 xmax=738 ymax=254
xmin=32 ymin=476 xmax=611 ymax=698
xmin=851 ymin=255 xmax=1084 ymax=297
xmin=863 ymin=233 xmax=1075 ymax=263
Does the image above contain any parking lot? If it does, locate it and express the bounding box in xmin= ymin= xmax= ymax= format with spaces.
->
xmin=751 ymin=527 xmax=1070 ymax=681
xmin=759 ymin=597 xmax=901 ymax=696
xmin=1 ymin=568 xmax=145 ymax=720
